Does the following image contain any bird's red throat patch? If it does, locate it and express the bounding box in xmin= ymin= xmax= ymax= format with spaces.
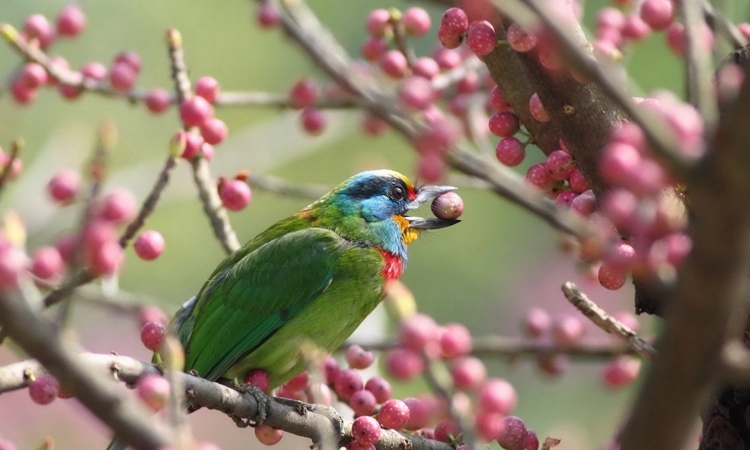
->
xmin=378 ymin=249 xmax=404 ymax=281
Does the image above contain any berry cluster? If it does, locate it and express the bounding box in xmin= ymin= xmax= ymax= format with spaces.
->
xmin=522 ymin=307 xmax=641 ymax=387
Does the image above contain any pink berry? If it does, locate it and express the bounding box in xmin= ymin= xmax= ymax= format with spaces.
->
xmin=495 ymin=137 xmax=526 ymax=167
xmin=488 ymin=111 xmax=520 ymax=137
xmin=56 ymin=4 xmax=86 ymax=38
xmin=23 ymin=14 xmax=55 ymax=49
xmin=399 ymin=313 xmax=440 ymax=351
xmin=361 ymin=112 xmax=389 ymax=135
xmin=349 ymin=389 xmax=377 ymax=416
xmin=87 ymin=241 xmax=124 ymax=276
xmin=439 ymin=322 xmax=472 ymax=358
xmin=289 ymin=78 xmax=318 ymax=109
xmin=195 ymin=76 xmax=220 ymax=104
xmin=600 ymin=189 xmax=639 ymax=230
xmin=333 ymin=368 xmax=363 ymax=400
xmin=568 ymin=168 xmax=590 ymax=192
xmin=385 ymin=348 xmax=424 ymax=380
xmin=478 ymin=378 xmax=517 ymax=415
xmin=109 ymin=62 xmax=137 ymax=92
xmin=283 ymin=371 xmax=309 ymax=393
xmin=555 ymin=190 xmax=577 ymax=208
xmin=255 ymin=425 xmax=283 ymax=445
xmin=11 ymin=81 xmax=37 ymax=105
xmin=570 ymin=189 xmax=596 ymax=216
xmin=412 ymin=57 xmax=440 ymax=79
xmin=30 ymin=246 xmax=64 ymax=281
xmin=537 ymin=353 xmax=568 ymax=376
xmin=352 ymin=416 xmax=381 ymax=446
xmin=523 ymin=307 xmax=551 ymax=338
xmin=434 ymin=419 xmax=460 ymax=443
xmin=440 ymin=7 xmax=469 ymax=36
xmin=622 ymin=14 xmax=652 ymax=41
xmin=378 ymin=399 xmax=410 ymax=430
xmin=18 ymin=63 xmax=48 ymax=89
xmin=431 ymin=192 xmax=464 ymax=221
xmin=366 ymin=9 xmax=392 ymax=37
xmin=0 ymin=438 xmax=17 ymax=450
xmin=300 ymin=107 xmax=326 ymax=135
xmin=496 ymin=416 xmax=528 ymax=450
xmin=200 ymin=117 xmax=228 ymax=145
xmin=456 ymin=71 xmax=480 ymax=94
xmin=244 ymin=369 xmax=270 ymax=393
xmin=433 ymin=47 xmax=462 ymax=69
xmin=602 ymin=355 xmax=641 ymax=389
xmin=28 ymin=374 xmax=60 ymax=405
xmin=545 ymin=150 xmax=575 ymax=180
xmin=604 ymin=241 xmax=637 ymax=271
xmin=180 ymin=96 xmax=214 ymax=127
xmin=475 ymin=411 xmax=504 ymax=441
xmin=640 ymin=0 xmax=674 ymax=30
xmin=141 ymin=321 xmax=167 ymax=351
xmin=529 ymin=93 xmax=549 ymax=122
xmin=489 ymin=85 xmax=511 ymax=111
xmin=136 ymin=375 xmax=170 ymax=411
xmin=47 ymin=169 xmax=81 ymax=203
xmin=134 ymin=230 xmax=165 ymax=261
xmin=466 ymin=20 xmax=497 ymax=57
xmin=81 ymin=62 xmax=107 ymax=80
xmin=361 ymin=38 xmax=389 ymax=62
xmin=323 ymin=355 xmax=340 ymax=384
xmin=598 ymin=262 xmax=627 ymax=290
xmin=507 ymin=23 xmax=537 ymax=52
xmin=97 ymin=189 xmax=137 ymax=224
xmin=379 ymin=50 xmax=409 ymax=78
xmin=403 ymin=397 xmax=430 ymax=430
xmin=364 ymin=376 xmax=392 ymax=403
xmin=256 ymin=1 xmax=282 ymax=28
xmin=114 ymin=51 xmax=142 ymax=74
xmin=345 ymin=344 xmax=375 ymax=369
xmin=181 ymin=132 xmax=204 ymax=160
xmin=438 ymin=27 xmax=463 ymax=49
xmin=523 ymin=430 xmax=540 ymax=450
xmin=551 ymin=315 xmax=585 ymax=347
xmin=417 ymin=151 xmax=447 ymax=183
xmin=145 ymin=89 xmax=172 ymax=114
xmin=525 ymin=163 xmax=556 ymax=191
xmin=403 ymin=7 xmax=431 ymax=37
xmin=219 ymin=180 xmax=252 ymax=211
xmin=451 ymin=356 xmax=487 ymax=390
xmin=399 ymin=76 xmax=435 ymax=110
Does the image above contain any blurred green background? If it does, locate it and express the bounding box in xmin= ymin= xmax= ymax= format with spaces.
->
xmin=0 ymin=0 xmax=745 ymax=448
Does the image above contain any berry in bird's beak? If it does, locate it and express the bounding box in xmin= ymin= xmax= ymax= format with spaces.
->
xmin=408 ymin=185 xmax=458 ymax=209
xmin=404 ymin=185 xmax=460 ymax=230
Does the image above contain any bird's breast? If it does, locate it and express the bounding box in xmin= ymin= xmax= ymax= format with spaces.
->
xmin=378 ymin=248 xmax=404 ymax=281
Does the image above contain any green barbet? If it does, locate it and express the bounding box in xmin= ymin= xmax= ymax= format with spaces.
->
xmin=108 ymin=170 xmax=458 ymax=449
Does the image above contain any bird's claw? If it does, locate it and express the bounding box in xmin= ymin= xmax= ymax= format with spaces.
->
xmin=243 ymin=385 xmax=270 ymax=426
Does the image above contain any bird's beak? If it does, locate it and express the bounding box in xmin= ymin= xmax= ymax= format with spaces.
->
xmin=404 ymin=184 xmax=460 ymax=230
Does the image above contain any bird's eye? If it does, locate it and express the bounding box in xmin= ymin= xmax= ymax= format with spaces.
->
xmin=388 ymin=186 xmax=405 ymax=201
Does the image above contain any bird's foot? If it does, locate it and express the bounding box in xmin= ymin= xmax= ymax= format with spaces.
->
xmin=239 ymin=384 xmax=269 ymax=426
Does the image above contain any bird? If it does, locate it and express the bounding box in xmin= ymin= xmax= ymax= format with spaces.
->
xmin=107 ymin=170 xmax=458 ymax=449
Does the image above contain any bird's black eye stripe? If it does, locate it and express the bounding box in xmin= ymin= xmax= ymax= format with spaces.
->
xmin=388 ymin=186 xmax=405 ymax=201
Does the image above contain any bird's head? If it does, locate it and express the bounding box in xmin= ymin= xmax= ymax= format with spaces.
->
xmin=309 ymin=170 xmax=459 ymax=258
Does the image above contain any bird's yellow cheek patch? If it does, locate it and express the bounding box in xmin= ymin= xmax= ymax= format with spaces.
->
xmin=394 ymin=215 xmax=420 ymax=245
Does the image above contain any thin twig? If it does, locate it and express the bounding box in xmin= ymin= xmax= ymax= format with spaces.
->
xmin=166 ymin=28 xmax=241 ymax=254
xmin=0 ymin=139 xmax=22 ymax=199
xmin=702 ymin=1 xmax=748 ymax=50
xmin=217 ymin=91 xmax=357 ymax=108
xmin=561 ymin=282 xmax=656 ymax=359
xmin=680 ymin=0 xmax=719 ymax=128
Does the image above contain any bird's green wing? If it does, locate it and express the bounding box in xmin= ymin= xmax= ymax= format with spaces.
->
xmin=180 ymin=228 xmax=347 ymax=381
